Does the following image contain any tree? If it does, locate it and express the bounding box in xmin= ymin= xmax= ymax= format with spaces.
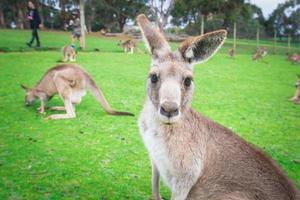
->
xmin=266 ymin=1 xmax=300 ymax=40
xmin=101 ymin=0 xmax=148 ymax=32
xmin=0 ymin=0 xmax=7 ymax=27
xmin=148 ymin=0 xmax=175 ymax=31
xmin=171 ymin=0 xmax=223 ymax=35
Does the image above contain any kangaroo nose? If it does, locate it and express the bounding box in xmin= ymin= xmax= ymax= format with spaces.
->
xmin=160 ymin=102 xmax=179 ymax=118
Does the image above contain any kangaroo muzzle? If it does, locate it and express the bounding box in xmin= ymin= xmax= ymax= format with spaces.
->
xmin=160 ymin=102 xmax=179 ymax=118
xmin=158 ymin=80 xmax=181 ymax=124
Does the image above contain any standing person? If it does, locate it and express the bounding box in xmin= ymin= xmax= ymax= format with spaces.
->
xmin=69 ymin=9 xmax=82 ymax=50
xmin=26 ymin=1 xmax=41 ymax=47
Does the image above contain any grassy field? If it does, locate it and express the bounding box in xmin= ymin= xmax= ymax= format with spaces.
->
xmin=0 ymin=29 xmax=299 ymax=55
xmin=0 ymin=29 xmax=300 ymax=200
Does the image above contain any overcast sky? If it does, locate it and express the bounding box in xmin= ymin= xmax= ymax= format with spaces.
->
xmin=251 ymin=0 xmax=287 ymax=18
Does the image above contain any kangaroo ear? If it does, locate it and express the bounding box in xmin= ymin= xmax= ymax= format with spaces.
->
xmin=178 ymin=30 xmax=227 ymax=65
xmin=20 ymin=84 xmax=29 ymax=91
xmin=136 ymin=14 xmax=171 ymax=57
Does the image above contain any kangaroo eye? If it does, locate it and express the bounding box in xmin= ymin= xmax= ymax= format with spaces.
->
xmin=151 ymin=74 xmax=158 ymax=84
xmin=184 ymin=77 xmax=192 ymax=87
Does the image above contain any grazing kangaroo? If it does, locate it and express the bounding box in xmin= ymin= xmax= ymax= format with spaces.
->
xmin=21 ymin=64 xmax=134 ymax=119
xmin=136 ymin=14 xmax=300 ymax=200
xmin=290 ymin=74 xmax=300 ymax=104
xmin=252 ymin=47 xmax=268 ymax=61
xmin=118 ymin=39 xmax=138 ymax=54
xmin=62 ymin=45 xmax=76 ymax=62
xmin=228 ymin=48 xmax=235 ymax=58
xmin=288 ymin=53 xmax=300 ymax=64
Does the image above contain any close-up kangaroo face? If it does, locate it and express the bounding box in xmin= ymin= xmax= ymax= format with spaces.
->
xmin=137 ymin=14 xmax=226 ymax=125
xmin=147 ymin=58 xmax=194 ymax=124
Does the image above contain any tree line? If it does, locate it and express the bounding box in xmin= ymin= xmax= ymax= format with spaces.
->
xmin=0 ymin=0 xmax=299 ymax=40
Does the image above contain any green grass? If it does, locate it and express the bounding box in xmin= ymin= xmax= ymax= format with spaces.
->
xmin=0 ymin=30 xmax=300 ymax=200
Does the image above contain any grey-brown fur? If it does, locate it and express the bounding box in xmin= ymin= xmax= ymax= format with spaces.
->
xmin=252 ymin=47 xmax=267 ymax=61
xmin=290 ymin=75 xmax=300 ymax=104
xmin=228 ymin=48 xmax=235 ymax=58
xmin=21 ymin=64 xmax=133 ymax=119
xmin=137 ymin=14 xmax=300 ymax=200
xmin=118 ymin=39 xmax=138 ymax=54
xmin=62 ymin=45 xmax=76 ymax=62
xmin=288 ymin=53 xmax=300 ymax=64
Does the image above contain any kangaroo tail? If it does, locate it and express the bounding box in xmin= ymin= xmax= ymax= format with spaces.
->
xmin=86 ymin=75 xmax=134 ymax=116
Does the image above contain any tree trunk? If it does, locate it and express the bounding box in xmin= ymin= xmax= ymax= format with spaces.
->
xmin=233 ymin=21 xmax=237 ymax=55
xmin=37 ymin=1 xmax=44 ymax=26
xmin=0 ymin=8 xmax=5 ymax=28
xmin=87 ymin=19 xmax=92 ymax=33
xmin=200 ymin=14 xmax=204 ymax=35
xmin=23 ymin=8 xmax=30 ymax=29
xmin=59 ymin=0 xmax=67 ymax=30
xmin=87 ymin=6 xmax=95 ymax=33
xmin=12 ymin=5 xmax=17 ymax=23
xmin=118 ymin=15 xmax=126 ymax=32
xmin=80 ymin=0 xmax=86 ymax=50
xmin=17 ymin=3 xmax=24 ymax=29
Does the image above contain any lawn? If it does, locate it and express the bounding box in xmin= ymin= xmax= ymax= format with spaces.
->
xmin=0 ymin=29 xmax=299 ymax=200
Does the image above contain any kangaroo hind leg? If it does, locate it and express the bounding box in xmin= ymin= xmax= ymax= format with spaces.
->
xmin=47 ymin=76 xmax=76 ymax=119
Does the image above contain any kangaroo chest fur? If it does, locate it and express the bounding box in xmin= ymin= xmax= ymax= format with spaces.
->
xmin=138 ymin=101 xmax=203 ymax=194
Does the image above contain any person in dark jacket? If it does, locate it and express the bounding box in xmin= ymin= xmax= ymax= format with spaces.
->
xmin=26 ymin=1 xmax=41 ymax=47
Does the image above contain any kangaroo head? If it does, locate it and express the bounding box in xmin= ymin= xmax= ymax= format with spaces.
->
xmin=137 ymin=14 xmax=226 ymax=124
xmin=20 ymin=84 xmax=44 ymax=106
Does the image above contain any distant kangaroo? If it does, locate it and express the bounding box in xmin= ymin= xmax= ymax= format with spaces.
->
xmin=118 ymin=39 xmax=138 ymax=54
xmin=288 ymin=53 xmax=300 ymax=64
xmin=62 ymin=45 xmax=76 ymax=62
xmin=136 ymin=14 xmax=300 ymax=200
xmin=21 ymin=64 xmax=134 ymax=119
xmin=290 ymin=74 xmax=300 ymax=104
xmin=228 ymin=48 xmax=235 ymax=58
xmin=252 ymin=47 xmax=268 ymax=61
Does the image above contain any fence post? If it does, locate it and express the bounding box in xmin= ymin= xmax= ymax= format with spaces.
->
xmin=200 ymin=14 xmax=204 ymax=35
xmin=287 ymin=34 xmax=291 ymax=54
xmin=233 ymin=21 xmax=237 ymax=55
xmin=256 ymin=25 xmax=259 ymax=50
xmin=273 ymin=30 xmax=277 ymax=54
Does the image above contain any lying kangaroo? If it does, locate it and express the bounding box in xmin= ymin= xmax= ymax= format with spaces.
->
xmin=62 ymin=45 xmax=76 ymax=62
xmin=118 ymin=39 xmax=137 ymax=54
xmin=290 ymin=74 xmax=300 ymax=104
xmin=252 ymin=47 xmax=268 ymax=61
xmin=136 ymin=14 xmax=300 ymax=200
xmin=21 ymin=64 xmax=133 ymax=119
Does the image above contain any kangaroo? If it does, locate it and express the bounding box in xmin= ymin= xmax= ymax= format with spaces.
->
xmin=62 ymin=45 xmax=76 ymax=62
xmin=288 ymin=53 xmax=300 ymax=64
xmin=252 ymin=47 xmax=267 ymax=61
xmin=21 ymin=64 xmax=134 ymax=119
xmin=118 ymin=39 xmax=138 ymax=54
xmin=136 ymin=14 xmax=300 ymax=200
xmin=290 ymin=74 xmax=300 ymax=104
xmin=228 ymin=48 xmax=235 ymax=58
